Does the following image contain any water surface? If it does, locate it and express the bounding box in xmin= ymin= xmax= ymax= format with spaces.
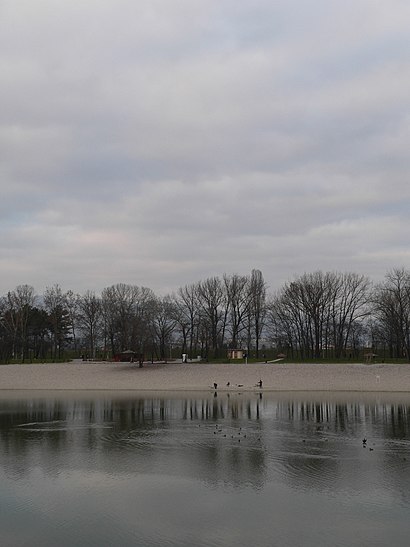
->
xmin=1 ymin=392 xmax=409 ymax=546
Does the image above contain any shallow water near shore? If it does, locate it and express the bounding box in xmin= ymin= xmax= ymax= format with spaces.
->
xmin=1 ymin=392 xmax=410 ymax=547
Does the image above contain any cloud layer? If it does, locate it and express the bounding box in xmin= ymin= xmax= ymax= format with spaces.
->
xmin=1 ymin=0 xmax=409 ymax=295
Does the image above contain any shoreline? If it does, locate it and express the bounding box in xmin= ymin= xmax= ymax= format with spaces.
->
xmin=1 ymin=360 xmax=410 ymax=394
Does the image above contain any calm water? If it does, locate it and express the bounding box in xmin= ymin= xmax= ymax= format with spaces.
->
xmin=1 ymin=392 xmax=410 ymax=547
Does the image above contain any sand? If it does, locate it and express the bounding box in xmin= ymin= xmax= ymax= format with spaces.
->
xmin=1 ymin=359 xmax=410 ymax=393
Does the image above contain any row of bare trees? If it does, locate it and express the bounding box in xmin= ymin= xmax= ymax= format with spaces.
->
xmin=1 ymin=268 xmax=410 ymax=362
xmin=0 ymin=270 xmax=266 ymax=361
xmin=171 ymin=269 xmax=267 ymax=359
xmin=268 ymin=268 xmax=410 ymax=360
xmin=267 ymin=272 xmax=370 ymax=359
xmin=370 ymin=269 xmax=410 ymax=360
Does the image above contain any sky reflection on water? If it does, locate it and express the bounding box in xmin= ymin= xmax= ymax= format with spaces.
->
xmin=0 ymin=393 xmax=410 ymax=547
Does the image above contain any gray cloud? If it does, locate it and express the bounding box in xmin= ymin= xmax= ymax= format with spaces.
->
xmin=1 ymin=0 xmax=409 ymax=296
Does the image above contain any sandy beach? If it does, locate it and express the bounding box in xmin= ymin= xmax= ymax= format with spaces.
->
xmin=1 ymin=360 xmax=410 ymax=393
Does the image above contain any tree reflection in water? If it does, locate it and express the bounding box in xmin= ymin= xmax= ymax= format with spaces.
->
xmin=1 ymin=393 xmax=410 ymax=546
xmin=0 ymin=394 xmax=409 ymax=490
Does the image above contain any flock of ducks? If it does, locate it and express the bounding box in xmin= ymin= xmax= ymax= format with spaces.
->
xmin=363 ymin=437 xmax=374 ymax=451
xmin=206 ymin=387 xmax=393 ymax=456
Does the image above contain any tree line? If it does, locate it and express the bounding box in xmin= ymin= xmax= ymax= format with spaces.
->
xmin=1 ymin=268 xmax=410 ymax=362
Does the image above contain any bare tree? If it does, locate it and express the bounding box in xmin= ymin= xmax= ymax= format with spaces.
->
xmin=5 ymin=285 xmax=36 ymax=361
xmin=330 ymin=272 xmax=371 ymax=358
xmin=372 ymin=268 xmax=410 ymax=359
xmin=4 ymin=285 xmax=36 ymax=360
xmin=266 ymin=289 xmax=305 ymax=359
xmin=224 ymin=273 xmax=251 ymax=349
xmin=150 ymin=296 xmax=177 ymax=361
xmin=273 ymin=272 xmax=332 ymax=359
xmin=101 ymin=284 xmax=156 ymax=356
xmin=43 ymin=284 xmax=70 ymax=359
xmin=197 ymin=277 xmax=228 ymax=358
xmin=173 ymin=283 xmax=201 ymax=356
xmin=77 ymin=290 xmax=102 ymax=359
xmin=65 ymin=290 xmax=80 ymax=353
xmin=267 ymin=272 xmax=370 ymax=360
xmin=101 ymin=284 xmax=140 ymax=354
xmin=248 ymin=269 xmax=267 ymax=357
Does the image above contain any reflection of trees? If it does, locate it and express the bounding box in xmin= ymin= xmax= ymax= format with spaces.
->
xmin=266 ymin=400 xmax=410 ymax=497
xmin=384 ymin=404 xmax=410 ymax=438
xmin=180 ymin=396 xmax=265 ymax=423
xmin=178 ymin=396 xmax=267 ymax=489
xmin=372 ymin=403 xmax=410 ymax=507
xmin=0 ymin=396 xmax=409 ymax=494
xmin=0 ymin=395 xmax=269 ymax=489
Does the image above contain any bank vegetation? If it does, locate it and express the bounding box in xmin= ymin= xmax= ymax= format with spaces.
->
xmin=1 ymin=268 xmax=410 ymax=364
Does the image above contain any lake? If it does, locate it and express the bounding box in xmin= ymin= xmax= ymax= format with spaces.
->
xmin=0 ymin=391 xmax=409 ymax=546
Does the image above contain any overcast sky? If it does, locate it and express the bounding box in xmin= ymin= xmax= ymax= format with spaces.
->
xmin=1 ymin=0 xmax=409 ymax=296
